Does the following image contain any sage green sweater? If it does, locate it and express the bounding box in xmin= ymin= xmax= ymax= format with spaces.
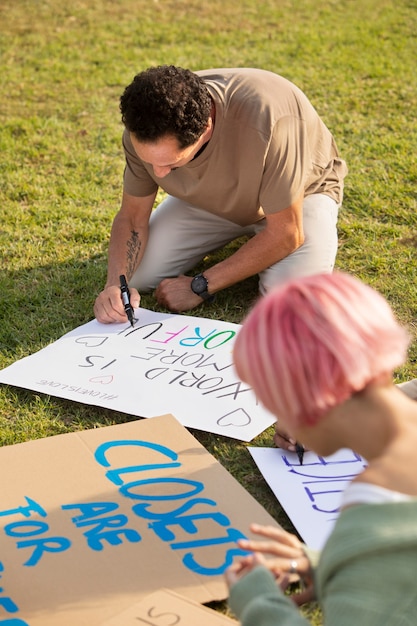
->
xmin=229 ymin=501 xmax=417 ymax=625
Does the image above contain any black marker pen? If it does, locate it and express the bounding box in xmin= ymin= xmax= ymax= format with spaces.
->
xmin=119 ymin=274 xmax=136 ymax=327
xmin=295 ymin=442 xmax=305 ymax=465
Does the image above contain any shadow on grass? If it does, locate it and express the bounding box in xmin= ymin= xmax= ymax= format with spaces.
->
xmin=0 ymin=239 xmax=260 ymax=359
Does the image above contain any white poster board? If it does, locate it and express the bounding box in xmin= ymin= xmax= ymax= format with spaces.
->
xmin=249 ymin=447 xmax=367 ymax=550
xmin=0 ymin=308 xmax=275 ymax=441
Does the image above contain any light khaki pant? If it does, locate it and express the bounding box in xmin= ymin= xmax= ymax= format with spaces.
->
xmin=131 ymin=193 xmax=340 ymax=294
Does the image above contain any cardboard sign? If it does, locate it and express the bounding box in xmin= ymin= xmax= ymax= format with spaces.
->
xmin=101 ymin=589 xmax=237 ymax=625
xmin=249 ymin=447 xmax=367 ymax=550
xmin=0 ymin=414 xmax=278 ymax=625
xmin=0 ymin=308 xmax=275 ymax=441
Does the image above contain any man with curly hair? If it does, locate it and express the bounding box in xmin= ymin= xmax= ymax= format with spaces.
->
xmin=94 ymin=65 xmax=347 ymax=319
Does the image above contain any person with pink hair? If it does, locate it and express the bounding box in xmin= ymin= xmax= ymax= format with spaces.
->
xmin=225 ymin=272 xmax=417 ymax=626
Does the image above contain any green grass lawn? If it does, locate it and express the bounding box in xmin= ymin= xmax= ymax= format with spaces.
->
xmin=1 ymin=0 xmax=416 ymax=622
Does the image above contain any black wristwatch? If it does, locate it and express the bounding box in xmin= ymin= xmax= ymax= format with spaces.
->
xmin=190 ymin=273 xmax=214 ymax=302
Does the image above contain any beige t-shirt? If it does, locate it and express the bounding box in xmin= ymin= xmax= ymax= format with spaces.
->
xmin=123 ymin=68 xmax=348 ymax=226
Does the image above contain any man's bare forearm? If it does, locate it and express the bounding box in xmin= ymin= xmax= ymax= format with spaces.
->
xmin=104 ymin=192 xmax=155 ymax=288
xmin=105 ymin=218 xmax=148 ymax=288
xmin=125 ymin=228 xmax=142 ymax=279
xmin=205 ymin=203 xmax=304 ymax=293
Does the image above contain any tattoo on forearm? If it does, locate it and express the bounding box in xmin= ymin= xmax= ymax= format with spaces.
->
xmin=126 ymin=229 xmax=141 ymax=279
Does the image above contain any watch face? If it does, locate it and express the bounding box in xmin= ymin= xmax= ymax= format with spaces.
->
xmin=191 ymin=274 xmax=208 ymax=295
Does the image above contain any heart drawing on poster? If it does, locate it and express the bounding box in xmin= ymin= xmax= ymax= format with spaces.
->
xmin=76 ymin=336 xmax=109 ymax=348
xmin=217 ymin=409 xmax=251 ymax=427
xmin=89 ymin=375 xmax=114 ymax=385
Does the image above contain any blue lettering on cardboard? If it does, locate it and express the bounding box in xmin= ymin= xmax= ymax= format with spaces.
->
xmin=62 ymin=502 xmax=141 ymax=550
xmin=94 ymin=438 xmax=248 ymax=576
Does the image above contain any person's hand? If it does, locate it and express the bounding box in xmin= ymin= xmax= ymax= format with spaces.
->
xmin=225 ymin=553 xmax=265 ymax=589
xmin=225 ymin=553 xmax=293 ymax=592
xmin=154 ymin=275 xmax=206 ymax=312
xmin=274 ymin=422 xmax=297 ymax=451
xmin=274 ymin=422 xmax=309 ymax=454
xmin=225 ymin=552 xmax=312 ymax=606
xmin=236 ymin=524 xmax=315 ymax=605
xmin=94 ymin=284 xmax=140 ymax=324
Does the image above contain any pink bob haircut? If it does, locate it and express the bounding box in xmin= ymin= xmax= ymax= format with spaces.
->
xmin=233 ymin=272 xmax=410 ymax=428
